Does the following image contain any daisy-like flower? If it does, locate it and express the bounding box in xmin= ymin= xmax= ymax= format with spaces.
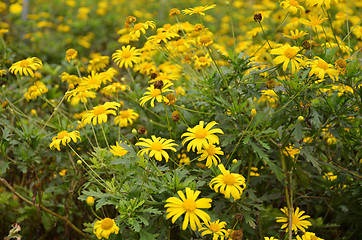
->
xmin=297 ymin=231 xmax=324 ymax=240
xmin=149 ymin=72 xmax=179 ymax=84
xmin=194 ymin=54 xmax=212 ymax=69
xmin=61 ymin=72 xmax=81 ymax=89
xmin=112 ymin=45 xmax=141 ymax=68
xmin=93 ymin=218 xmax=119 ymax=239
xmin=258 ymin=90 xmax=279 ymax=107
xmin=65 ymin=48 xmax=78 ymax=62
xmin=197 ymin=144 xmax=224 ymax=168
xmin=148 ymin=30 xmax=179 ymax=44
xmin=114 ymin=109 xmax=139 ymax=127
xmin=276 ymin=207 xmax=312 ymax=234
xmin=182 ymin=4 xmax=216 ymax=15
xmin=110 ymin=142 xmax=129 ymax=156
xmin=280 ymin=0 xmax=305 ymax=14
xmin=300 ymin=14 xmax=328 ymax=28
xmin=199 ymin=220 xmax=228 ymax=240
xmin=24 ymin=81 xmax=48 ymax=101
xmin=283 ymin=29 xmax=308 ymax=40
xmin=49 ymin=130 xmax=81 ymax=151
xmin=129 ymin=21 xmax=156 ymax=41
xmin=65 ymin=86 xmax=97 ymax=106
xmin=139 ymin=82 xmax=174 ymax=107
xmin=308 ymin=57 xmax=339 ymax=82
xmin=87 ymin=55 xmax=109 ymax=72
xmin=165 ymin=187 xmax=212 ymax=231
xmin=270 ymin=43 xmax=305 ymax=73
xmin=305 ymin=0 xmax=337 ymax=9
xmin=283 ymin=144 xmax=301 ymax=159
xmin=198 ymin=35 xmax=213 ymax=47
xmin=133 ymin=61 xmax=157 ymax=75
xmin=9 ymin=57 xmax=42 ymax=77
xmin=209 ymin=164 xmax=246 ymax=200
xmin=181 ymin=121 xmax=224 ymax=152
xmin=264 ymin=237 xmax=278 ymax=240
xmin=82 ymin=102 xmax=121 ymax=125
xmin=100 ymin=83 xmax=129 ymax=96
xmin=135 ymin=135 xmax=178 ymax=162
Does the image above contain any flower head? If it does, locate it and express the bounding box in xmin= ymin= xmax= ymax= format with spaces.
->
xmin=49 ymin=130 xmax=81 ymax=151
xmin=65 ymin=49 xmax=78 ymax=62
xmin=308 ymin=57 xmax=339 ymax=82
xmin=197 ymin=144 xmax=224 ymax=168
xmin=181 ymin=121 xmax=224 ymax=152
xmin=209 ymin=164 xmax=246 ymax=200
xmin=82 ymin=102 xmax=120 ymax=125
xmin=112 ymin=45 xmax=141 ymax=68
xmin=182 ymin=4 xmax=216 ymax=15
xmin=283 ymin=30 xmax=308 ymax=40
xmin=110 ymin=142 xmax=129 ymax=156
xmin=280 ymin=0 xmax=305 ymax=14
xmin=199 ymin=219 xmax=228 ymax=240
xmin=114 ymin=109 xmax=139 ymax=127
xmin=165 ymin=187 xmax=212 ymax=231
xmin=297 ymin=231 xmax=324 ymax=240
xmin=9 ymin=57 xmax=43 ymax=77
xmin=139 ymin=82 xmax=174 ymax=107
xmin=276 ymin=207 xmax=312 ymax=234
xmin=283 ymin=144 xmax=301 ymax=159
xmin=93 ymin=218 xmax=119 ymax=239
xmin=87 ymin=55 xmax=109 ymax=72
xmin=136 ymin=135 xmax=178 ymax=162
xmin=65 ymin=86 xmax=96 ymax=106
xmin=24 ymin=81 xmax=48 ymax=101
xmin=270 ymin=44 xmax=305 ymax=73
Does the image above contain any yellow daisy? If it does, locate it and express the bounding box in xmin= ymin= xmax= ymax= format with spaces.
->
xmin=300 ymin=14 xmax=328 ymax=28
xmin=9 ymin=57 xmax=43 ymax=77
xmin=182 ymin=4 xmax=216 ymax=15
xmin=87 ymin=55 xmax=109 ymax=72
xmin=148 ymin=30 xmax=179 ymax=44
xmin=297 ymin=232 xmax=324 ymax=240
xmin=114 ymin=109 xmax=139 ymax=127
xmin=139 ymin=82 xmax=174 ymax=107
xmin=110 ymin=142 xmax=129 ymax=157
xmin=65 ymin=86 xmax=97 ymax=106
xmin=280 ymin=0 xmax=305 ymax=14
xmin=209 ymin=164 xmax=246 ymax=200
xmin=283 ymin=30 xmax=308 ymax=40
xmin=283 ymin=144 xmax=301 ymax=159
xmin=93 ymin=218 xmax=119 ymax=239
xmin=24 ymin=81 xmax=48 ymax=101
xmin=199 ymin=219 xmax=228 ymax=240
xmin=165 ymin=187 xmax=212 ymax=231
xmin=135 ymin=135 xmax=178 ymax=162
xmin=49 ymin=130 xmax=81 ymax=151
xmin=197 ymin=144 xmax=224 ymax=168
xmin=276 ymin=207 xmax=312 ymax=234
xmin=181 ymin=121 xmax=224 ymax=152
xmin=82 ymin=102 xmax=121 ymax=125
xmin=270 ymin=44 xmax=305 ymax=73
xmin=112 ymin=45 xmax=141 ymax=68
xmin=65 ymin=48 xmax=78 ymax=62
xmin=308 ymin=57 xmax=339 ymax=82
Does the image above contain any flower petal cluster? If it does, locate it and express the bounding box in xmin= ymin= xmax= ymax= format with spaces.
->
xmin=209 ymin=164 xmax=246 ymax=200
xmin=165 ymin=187 xmax=212 ymax=231
xmin=114 ymin=109 xmax=139 ymax=127
xmin=93 ymin=218 xmax=119 ymax=239
xmin=199 ymin=219 xmax=228 ymax=240
xmin=139 ymin=82 xmax=174 ymax=107
xmin=110 ymin=142 xmax=129 ymax=156
xmin=276 ymin=207 xmax=312 ymax=233
xmin=308 ymin=57 xmax=339 ymax=82
xmin=49 ymin=130 xmax=81 ymax=151
xmin=112 ymin=45 xmax=141 ymax=68
xmin=297 ymin=232 xmax=324 ymax=240
xmin=24 ymin=81 xmax=48 ymax=101
xmin=197 ymin=144 xmax=224 ymax=168
xmin=82 ymin=102 xmax=121 ymax=125
xmin=182 ymin=4 xmax=216 ymax=15
xmin=9 ymin=57 xmax=43 ymax=77
xmin=65 ymin=86 xmax=96 ymax=106
xmin=270 ymin=44 xmax=305 ymax=73
xmin=136 ymin=135 xmax=178 ymax=162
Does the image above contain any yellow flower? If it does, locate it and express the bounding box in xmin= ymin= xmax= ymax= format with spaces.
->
xmin=110 ymin=142 xmax=129 ymax=156
xmin=178 ymin=153 xmax=191 ymax=165
xmin=87 ymin=55 xmax=109 ymax=72
xmin=264 ymin=237 xmax=278 ymax=240
xmin=283 ymin=30 xmax=308 ymax=40
xmin=112 ymin=45 xmax=141 ymax=68
xmin=59 ymin=169 xmax=67 ymax=176
xmin=297 ymin=232 xmax=324 ymax=240
xmin=61 ymin=72 xmax=81 ymax=89
xmin=86 ymin=196 xmax=95 ymax=206
xmin=93 ymin=218 xmax=119 ymax=239
xmin=270 ymin=44 xmax=305 ymax=73
xmin=169 ymin=8 xmax=181 ymax=17
xmin=9 ymin=57 xmax=43 ymax=77
xmin=80 ymin=71 xmax=113 ymax=90
xmin=258 ymin=90 xmax=279 ymax=107
xmin=165 ymin=187 xmax=212 ymax=231
xmin=300 ymin=14 xmax=328 ymax=27
xmin=129 ymin=21 xmax=156 ymax=41
xmin=323 ymin=172 xmax=337 ymax=181
xmin=135 ymin=135 xmax=178 ymax=162
xmin=182 ymin=4 xmax=216 ymax=15
xmin=199 ymin=219 xmax=228 ymax=240
xmin=133 ymin=61 xmax=157 ymax=75
xmin=82 ymin=102 xmax=121 ymax=125
xmin=65 ymin=86 xmax=96 ymax=106
xmin=114 ymin=109 xmax=139 ymax=127
xmin=100 ymin=83 xmax=130 ymax=96
xmin=49 ymin=130 xmax=81 ymax=151
xmin=305 ymin=0 xmax=337 ymax=9
xmin=148 ymin=30 xmax=179 ymax=44
xmin=283 ymin=144 xmax=301 ymax=159
xmin=181 ymin=121 xmax=224 ymax=152
xmin=209 ymin=164 xmax=246 ymax=200
xmin=139 ymin=82 xmax=174 ymax=107
xmin=197 ymin=144 xmax=224 ymax=168
xmin=24 ymin=81 xmax=48 ymax=101
xmin=308 ymin=57 xmax=339 ymax=82
xmin=280 ymin=0 xmax=305 ymax=14
xmin=276 ymin=207 xmax=312 ymax=234
xmin=198 ymin=35 xmax=213 ymax=47
xmin=65 ymin=48 xmax=78 ymax=62
xmin=194 ymin=54 xmax=212 ymax=69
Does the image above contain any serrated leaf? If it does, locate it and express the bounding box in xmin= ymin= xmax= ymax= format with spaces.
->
xmin=142 ymin=207 xmax=162 ymax=215
xmin=0 ymin=160 xmax=9 ymax=176
xmin=139 ymin=229 xmax=158 ymax=240
xmin=293 ymin=122 xmax=304 ymax=140
xmin=301 ymin=149 xmax=321 ymax=172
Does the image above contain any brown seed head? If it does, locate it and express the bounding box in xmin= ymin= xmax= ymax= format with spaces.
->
xmin=254 ymin=13 xmax=262 ymax=22
xmin=153 ymin=80 xmax=164 ymax=89
xmin=230 ymin=229 xmax=243 ymax=240
xmin=166 ymin=94 xmax=176 ymax=105
xmin=138 ymin=126 xmax=146 ymax=135
xmin=171 ymin=111 xmax=180 ymax=122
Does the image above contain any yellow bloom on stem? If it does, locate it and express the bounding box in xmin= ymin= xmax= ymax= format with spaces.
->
xmin=93 ymin=218 xmax=119 ymax=239
xmin=280 ymin=0 xmax=305 ymax=14
xmin=323 ymin=172 xmax=337 ymax=181
xmin=308 ymin=57 xmax=339 ymax=82
xmin=297 ymin=231 xmax=324 ymax=240
xmin=283 ymin=30 xmax=308 ymax=40
xmin=270 ymin=44 xmax=305 ymax=73
xmin=165 ymin=187 xmax=212 ymax=231
xmin=110 ymin=142 xmax=129 ymax=156
xmin=181 ymin=121 xmax=224 ymax=152
xmin=112 ymin=45 xmax=141 ymax=68
xmin=24 ymin=81 xmax=48 ymax=101
xmin=283 ymin=144 xmax=301 ymax=159
xmin=197 ymin=144 xmax=224 ymax=168
xmin=65 ymin=48 xmax=78 ymax=62
xmin=300 ymin=14 xmax=328 ymax=27
xmin=82 ymin=102 xmax=120 ymax=125
xmin=276 ymin=207 xmax=312 ymax=234
xmin=65 ymin=86 xmax=97 ymax=106
xmin=114 ymin=109 xmax=139 ymax=127
xmin=87 ymin=55 xmax=109 ymax=72
xmin=199 ymin=219 xmax=228 ymax=240
xmin=209 ymin=164 xmax=246 ymax=200
xmin=49 ymin=130 xmax=81 ymax=151
xmin=135 ymin=135 xmax=178 ymax=162
xmin=9 ymin=57 xmax=42 ymax=78
xmin=305 ymin=0 xmax=337 ymax=9
xmin=139 ymin=82 xmax=174 ymax=107
xmin=59 ymin=169 xmax=67 ymax=176
xmin=148 ymin=30 xmax=179 ymax=44
xmin=182 ymin=4 xmax=216 ymax=15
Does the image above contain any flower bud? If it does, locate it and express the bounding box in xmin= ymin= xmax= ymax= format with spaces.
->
xmin=86 ymin=196 xmax=95 ymax=206
xmin=251 ymin=109 xmax=257 ymax=117
xmin=77 ymin=160 xmax=82 ymax=165
xmin=171 ymin=111 xmax=180 ymax=122
xmin=298 ymin=116 xmax=304 ymax=122
xmin=232 ymin=159 xmax=238 ymax=164
xmin=132 ymin=128 xmax=137 ymax=135
xmin=254 ymin=13 xmax=262 ymax=22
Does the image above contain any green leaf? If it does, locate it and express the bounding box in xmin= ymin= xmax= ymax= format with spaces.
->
xmin=41 ymin=212 xmax=55 ymax=231
xmin=0 ymin=160 xmax=9 ymax=176
xmin=293 ymin=122 xmax=304 ymax=140
xmin=301 ymin=149 xmax=321 ymax=173
xmin=139 ymin=229 xmax=158 ymax=240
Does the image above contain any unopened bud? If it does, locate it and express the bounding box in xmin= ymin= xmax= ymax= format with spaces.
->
xmin=232 ymin=159 xmax=238 ymax=164
xmin=77 ymin=160 xmax=82 ymax=165
xmin=298 ymin=116 xmax=304 ymax=122
xmin=132 ymin=128 xmax=137 ymax=135
xmin=153 ymin=80 xmax=163 ymax=89
xmin=86 ymin=196 xmax=95 ymax=206
xmin=171 ymin=111 xmax=180 ymax=122
xmin=251 ymin=109 xmax=257 ymax=117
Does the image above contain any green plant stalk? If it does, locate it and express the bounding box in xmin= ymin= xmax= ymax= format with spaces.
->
xmin=0 ymin=177 xmax=90 ymax=239
xmin=228 ymin=4 xmax=237 ymax=51
xmin=100 ymin=124 xmax=110 ymax=149
xmin=83 ymin=102 xmax=100 ymax=148
xmin=322 ymin=6 xmax=342 ymax=54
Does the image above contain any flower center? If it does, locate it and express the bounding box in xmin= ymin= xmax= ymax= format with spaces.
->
xmin=291 ymin=214 xmax=300 ymax=226
xmin=193 ymin=7 xmax=203 ymax=13
xmin=93 ymin=105 xmax=106 ymax=115
xmin=194 ymin=128 xmax=208 ymax=139
xmin=150 ymin=88 xmax=161 ymax=97
xmin=199 ymin=57 xmax=208 ymax=63
xmin=284 ymin=48 xmax=297 ymax=59
xmin=209 ymin=222 xmax=221 ymax=233
xmin=317 ymin=60 xmax=329 ymax=70
xmin=57 ymin=131 xmax=69 ymax=139
xmin=134 ymin=23 xmax=143 ymax=31
xmin=182 ymin=199 xmax=196 ymax=212
xmin=223 ymin=173 xmax=236 ymax=185
xmin=100 ymin=218 xmax=114 ymax=230
xmin=151 ymin=141 xmax=163 ymax=151
xmin=121 ymin=50 xmax=132 ymax=59
xmin=120 ymin=110 xmax=131 ymax=118
xmin=206 ymin=145 xmax=216 ymax=155
xmin=19 ymin=60 xmax=30 ymax=67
